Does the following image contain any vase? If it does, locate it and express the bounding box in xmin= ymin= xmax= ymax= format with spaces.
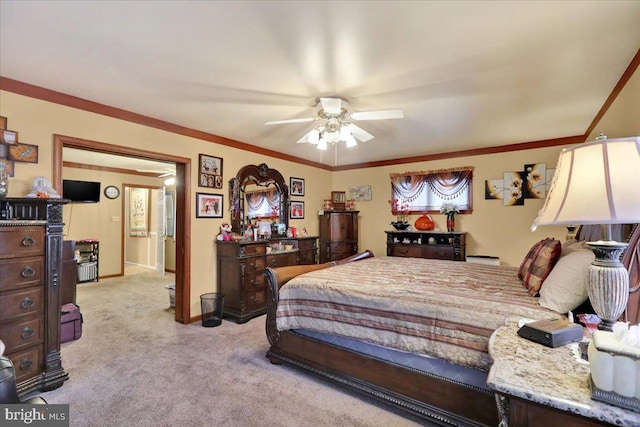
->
xmin=391 ymin=221 xmax=410 ymax=231
xmin=414 ymin=214 xmax=434 ymax=231
xmin=446 ymin=213 xmax=455 ymax=232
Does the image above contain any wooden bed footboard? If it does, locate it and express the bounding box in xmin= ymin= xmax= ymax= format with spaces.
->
xmin=264 ymin=250 xmax=499 ymax=426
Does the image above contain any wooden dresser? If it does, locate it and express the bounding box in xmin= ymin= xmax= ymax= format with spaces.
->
xmin=0 ymin=197 xmax=69 ymax=396
xmin=318 ymin=210 xmax=359 ymax=263
xmin=386 ymin=230 xmax=466 ymax=261
xmin=216 ymin=236 xmax=317 ymax=323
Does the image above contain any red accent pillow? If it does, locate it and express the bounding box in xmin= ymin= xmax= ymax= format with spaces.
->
xmin=523 ymin=239 xmax=562 ymax=296
xmin=518 ymin=240 xmax=546 ymax=280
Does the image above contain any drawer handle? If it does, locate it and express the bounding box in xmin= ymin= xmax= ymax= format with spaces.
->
xmin=21 ymin=266 xmax=36 ymax=278
xmin=20 ymin=358 xmax=33 ymax=371
xmin=21 ymin=297 xmax=36 ymax=310
xmin=22 ymin=236 xmax=36 ymax=247
xmin=21 ymin=327 xmax=35 ymax=339
xmin=250 ymin=279 xmax=260 ymax=286
xmin=270 ymin=260 xmax=279 ymax=266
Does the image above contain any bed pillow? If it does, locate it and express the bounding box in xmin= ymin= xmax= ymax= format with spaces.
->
xmin=518 ymin=239 xmax=546 ymax=280
xmin=522 ymin=239 xmax=562 ymax=296
xmin=539 ymin=249 xmax=595 ymax=313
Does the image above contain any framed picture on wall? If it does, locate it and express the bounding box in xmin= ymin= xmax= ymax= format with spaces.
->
xmin=129 ymin=188 xmax=150 ymax=237
xmin=290 ymin=177 xmax=305 ymax=196
xmin=8 ymin=143 xmax=38 ymax=163
xmin=196 ymin=192 xmax=224 ymax=218
xmin=290 ymin=201 xmax=304 ymax=219
xmin=199 ymin=154 xmax=223 ymax=189
xmin=0 ymin=158 xmax=15 ymax=177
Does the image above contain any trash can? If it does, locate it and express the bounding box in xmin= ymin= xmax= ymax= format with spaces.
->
xmin=200 ymin=293 xmax=224 ymax=327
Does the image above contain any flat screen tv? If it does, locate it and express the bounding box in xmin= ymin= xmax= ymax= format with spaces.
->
xmin=62 ymin=179 xmax=101 ymax=203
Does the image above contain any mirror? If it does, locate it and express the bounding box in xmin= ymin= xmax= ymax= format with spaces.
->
xmin=229 ymin=163 xmax=289 ymax=234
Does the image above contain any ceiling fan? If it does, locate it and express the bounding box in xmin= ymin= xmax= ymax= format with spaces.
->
xmin=265 ymin=97 xmax=404 ymax=149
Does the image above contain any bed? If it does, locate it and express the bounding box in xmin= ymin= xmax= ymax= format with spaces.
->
xmin=264 ymin=225 xmax=640 ymax=426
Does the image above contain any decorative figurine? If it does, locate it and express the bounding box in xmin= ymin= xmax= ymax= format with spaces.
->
xmin=217 ymin=222 xmax=233 ymax=241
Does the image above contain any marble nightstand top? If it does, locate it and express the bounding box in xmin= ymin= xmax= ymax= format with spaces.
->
xmin=487 ymin=321 xmax=640 ymax=426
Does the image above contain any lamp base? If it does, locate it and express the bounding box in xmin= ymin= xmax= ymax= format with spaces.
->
xmin=587 ymin=241 xmax=629 ymax=332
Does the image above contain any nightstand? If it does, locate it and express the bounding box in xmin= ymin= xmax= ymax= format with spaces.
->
xmin=487 ymin=321 xmax=639 ymax=426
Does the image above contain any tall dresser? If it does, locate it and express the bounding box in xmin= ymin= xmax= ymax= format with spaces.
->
xmin=216 ymin=236 xmax=317 ymax=323
xmin=318 ymin=210 xmax=359 ymax=263
xmin=0 ymin=197 xmax=69 ymax=396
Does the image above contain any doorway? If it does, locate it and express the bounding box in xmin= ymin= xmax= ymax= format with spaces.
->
xmin=52 ymin=134 xmax=192 ymax=324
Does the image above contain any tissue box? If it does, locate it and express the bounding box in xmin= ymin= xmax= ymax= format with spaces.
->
xmin=588 ymin=330 xmax=640 ymax=412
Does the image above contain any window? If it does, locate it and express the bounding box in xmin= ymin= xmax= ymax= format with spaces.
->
xmin=390 ymin=167 xmax=473 ymax=214
xmin=245 ymin=187 xmax=280 ymax=219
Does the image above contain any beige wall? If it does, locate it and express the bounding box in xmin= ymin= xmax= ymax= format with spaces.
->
xmin=63 ymin=166 xmax=165 ymax=277
xmin=0 ymin=66 xmax=637 ymax=317
xmin=0 ymin=91 xmax=331 ymax=318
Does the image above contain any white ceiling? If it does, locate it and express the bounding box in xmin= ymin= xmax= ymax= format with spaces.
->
xmin=1 ymin=1 xmax=639 ymax=168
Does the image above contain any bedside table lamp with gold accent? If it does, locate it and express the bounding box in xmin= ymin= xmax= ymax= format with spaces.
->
xmin=532 ymin=135 xmax=640 ymax=331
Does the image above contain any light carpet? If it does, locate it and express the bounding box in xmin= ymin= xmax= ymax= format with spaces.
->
xmin=41 ymin=267 xmax=431 ymax=426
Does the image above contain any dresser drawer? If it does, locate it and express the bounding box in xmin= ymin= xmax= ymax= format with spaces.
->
xmin=389 ymin=245 xmax=424 ymax=258
xmin=297 ymin=250 xmax=316 ymax=265
xmin=0 ymin=227 xmax=45 ymax=258
xmin=266 ymin=252 xmax=297 ymax=268
xmin=423 ymin=246 xmax=453 ymax=260
xmin=244 ymin=272 xmax=264 ymax=289
xmin=243 ymin=256 xmax=265 ymax=273
xmin=0 ymin=257 xmax=44 ymax=291
xmin=6 ymin=346 xmax=42 ymax=383
xmin=0 ymin=316 xmax=43 ymax=353
xmin=0 ymin=287 xmax=44 ymax=322
xmin=242 ymin=244 xmax=266 ymax=257
xmin=297 ymin=239 xmax=316 ymax=250
xmin=245 ymin=289 xmax=266 ymax=309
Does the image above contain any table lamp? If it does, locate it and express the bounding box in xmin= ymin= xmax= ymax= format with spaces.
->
xmin=532 ymin=134 xmax=640 ymax=331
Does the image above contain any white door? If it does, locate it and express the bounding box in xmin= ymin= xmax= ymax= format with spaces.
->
xmin=156 ymin=187 xmax=165 ymax=275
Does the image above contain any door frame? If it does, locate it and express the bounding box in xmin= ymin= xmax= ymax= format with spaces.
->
xmin=52 ymin=134 xmax=192 ymax=324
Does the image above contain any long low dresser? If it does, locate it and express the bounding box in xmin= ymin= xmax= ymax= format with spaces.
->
xmin=216 ymin=236 xmax=317 ymax=323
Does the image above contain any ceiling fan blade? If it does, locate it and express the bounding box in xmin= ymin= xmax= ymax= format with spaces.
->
xmin=348 ymin=124 xmax=375 ymax=142
xmin=350 ymin=109 xmax=404 ymax=121
xmin=296 ymin=131 xmax=312 ymax=144
xmin=319 ymin=97 xmax=343 ymax=115
xmin=159 ymin=171 xmax=175 ymax=177
xmin=265 ymin=117 xmax=315 ymax=125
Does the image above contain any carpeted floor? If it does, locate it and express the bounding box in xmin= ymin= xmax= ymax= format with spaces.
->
xmin=41 ymin=266 xmax=431 ymax=426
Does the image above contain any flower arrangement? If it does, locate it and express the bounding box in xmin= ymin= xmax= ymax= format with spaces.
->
xmin=439 ymin=202 xmax=460 ymax=215
xmin=389 ymin=198 xmax=410 ymax=223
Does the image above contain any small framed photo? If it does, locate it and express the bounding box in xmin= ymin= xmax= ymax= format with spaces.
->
xmin=0 ymin=158 xmax=15 ymax=177
xmin=0 ymin=116 xmax=7 ymax=129
xmin=0 ymin=129 xmax=18 ymax=145
xmin=199 ymin=154 xmax=223 ymax=188
xmin=290 ymin=177 xmax=305 ymax=196
xmin=8 ymin=143 xmax=38 ymax=163
xmin=290 ymin=201 xmax=305 ymax=219
xmin=196 ymin=192 xmax=224 ymax=218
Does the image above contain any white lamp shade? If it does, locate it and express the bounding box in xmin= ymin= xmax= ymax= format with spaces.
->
xmin=308 ymin=129 xmax=320 ymax=144
xmin=532 ymin=136 xmax=640 ymax=230
xmin=317 ymin=137 xmax=327 ymax=150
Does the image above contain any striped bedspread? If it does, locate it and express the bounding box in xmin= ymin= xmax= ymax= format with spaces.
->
xmin=276 ymin=256 xmax=561 ymax=371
